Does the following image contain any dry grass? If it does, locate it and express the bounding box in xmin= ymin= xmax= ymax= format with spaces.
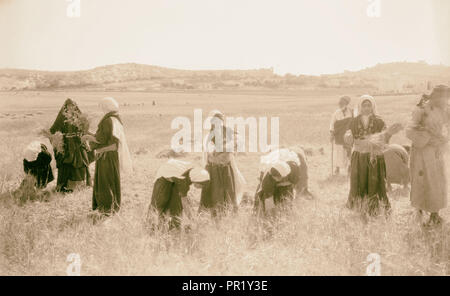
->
xmin=0 ymin=90 xmax=449 ymax=275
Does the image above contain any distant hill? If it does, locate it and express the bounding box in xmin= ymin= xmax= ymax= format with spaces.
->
xmin=1 ymin=62 xmax=449 ymax=94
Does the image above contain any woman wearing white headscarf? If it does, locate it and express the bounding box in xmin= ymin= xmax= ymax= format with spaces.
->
xmin=82 ymin=97 xmax=132 ymax=215
xmin=23 ymin=141 xmax=54 ymax=189
xmin=200 ymin=110 xmax=246 ymax=216
xmin=148 ymin=159 xmax=209 ymax=230
xmin=344 ymin=95 xmax=395 ymax=217
xmin=254 ymin=149 xmax=299 ymax=217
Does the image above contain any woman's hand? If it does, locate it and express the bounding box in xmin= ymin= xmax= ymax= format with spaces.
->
xmin=81 ymin=134 xmax=97 ymax=143
xmin=386 ymin=123 xmax=404 ymax=136
xmin=344 ymin=130 xmax=354 ymax=146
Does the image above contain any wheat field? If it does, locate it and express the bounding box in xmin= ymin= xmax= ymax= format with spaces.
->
xmin=0 ymin=90 xmax=449 ymax=276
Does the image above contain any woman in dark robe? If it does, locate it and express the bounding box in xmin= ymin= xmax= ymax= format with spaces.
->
xmin=148 ymin=160 xmax=209 ymax=230
xmin=83 ymin=97 xmax=132 ymax=215
xmin=199 ymin=110 xmax=246 ymax=216
xmin=23 ymin=141 xmax=54 ymax=189
xmin=50 ymin=98 xmax=91 ymax=192
xmin=345 ymin=95 xmax=395 ymax=217
xmin=254 ymin=159 xmax=294 ymax=217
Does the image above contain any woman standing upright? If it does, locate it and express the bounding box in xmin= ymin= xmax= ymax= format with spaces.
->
xmin=49 ymin=99 xmax=91 ymax=192
xmin=406 ymin=85 xmax=449 ymax=226
xmin=199 ymin=110 xmax=246 ymax=216
xmin=83 ymin=97 xmax=132 ymax=215
xmin=345 ymin=95 xmax=398 ymax=217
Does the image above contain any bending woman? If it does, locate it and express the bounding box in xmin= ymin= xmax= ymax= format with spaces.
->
xmin=148 ymin=159 xmax=209 ymax=230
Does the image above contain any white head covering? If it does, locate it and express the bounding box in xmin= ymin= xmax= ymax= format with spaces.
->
xmin=99 ymin=97 xmax=133 ymax=174
xmin=156 ymin=159 xmax=193 ymax=180
xmin=24 ymin=141 xmax=42 ymax=162
xmin=260 ymin=148 xmax=300 ymax=173
xmin=271 ymin=160 xmax=291 ymax=178
xmin=208 ymin=109 xmax=224 ymax=121
xmin=356 ymin=95 xmax=378 ymax=116
xmin=100 ymin=97 xmax=119 ymax=114
xmin=189 ymin=167 xmax=210 ymax=183
xmin=289 ymin=146 xmax=307 ymax=166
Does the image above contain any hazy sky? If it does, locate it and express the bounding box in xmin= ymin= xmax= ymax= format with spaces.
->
xmin=1 ymin=0 xmax=449 ymax=75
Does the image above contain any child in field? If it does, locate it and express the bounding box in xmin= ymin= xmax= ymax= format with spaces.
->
xmin=148 ymin=159 xmax=210 ymax=230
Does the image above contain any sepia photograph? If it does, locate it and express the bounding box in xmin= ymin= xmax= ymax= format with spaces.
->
xmin=0 ymin=0 xmax=449 ymax=280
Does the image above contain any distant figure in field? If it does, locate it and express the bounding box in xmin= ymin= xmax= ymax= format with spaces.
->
xmin=23 ymin=141 xmax=54 ymax=189
xmin=200 ymin=110 xmax=246 ymax=216
xmin=49 ymin=98 xmax=91 ymax=192
xmin=148 ymin=159 xmax=209 ymax=230
xmin=344 ymin=95 xmax=402 ymax=217
xmin=383 ymin=144 xmax=410 ymax=192
xmin=82 ymin=97 xmax=132 ymax=215
xmin=329 ymin=96 xmax=353 ymax=175
xmin=406 ymin=85 xmax=449 ymax=226
xmin=254 ymin=148 xmax=303 ymax=217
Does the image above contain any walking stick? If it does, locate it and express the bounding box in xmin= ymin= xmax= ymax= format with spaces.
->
xmin=331 ymin=140 xmax=334 ymax=177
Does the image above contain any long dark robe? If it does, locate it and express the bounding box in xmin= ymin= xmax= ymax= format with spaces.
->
xmin=50 ymin=99 xmax=90 ymax=191
xmin=149 ymin=172 xmax=191 ymax=229
xmin=347 ymin=115 xmax=391 ymax=216
xmin=200 ymin=162 xmax=237 ymax=215
xmin=200 ymin=128 xmax=239 ymax=215
xmin=90 ymin=112 xmax=121 ymax=214
xmin=23 ymin=144 xmax=54 ymax=189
